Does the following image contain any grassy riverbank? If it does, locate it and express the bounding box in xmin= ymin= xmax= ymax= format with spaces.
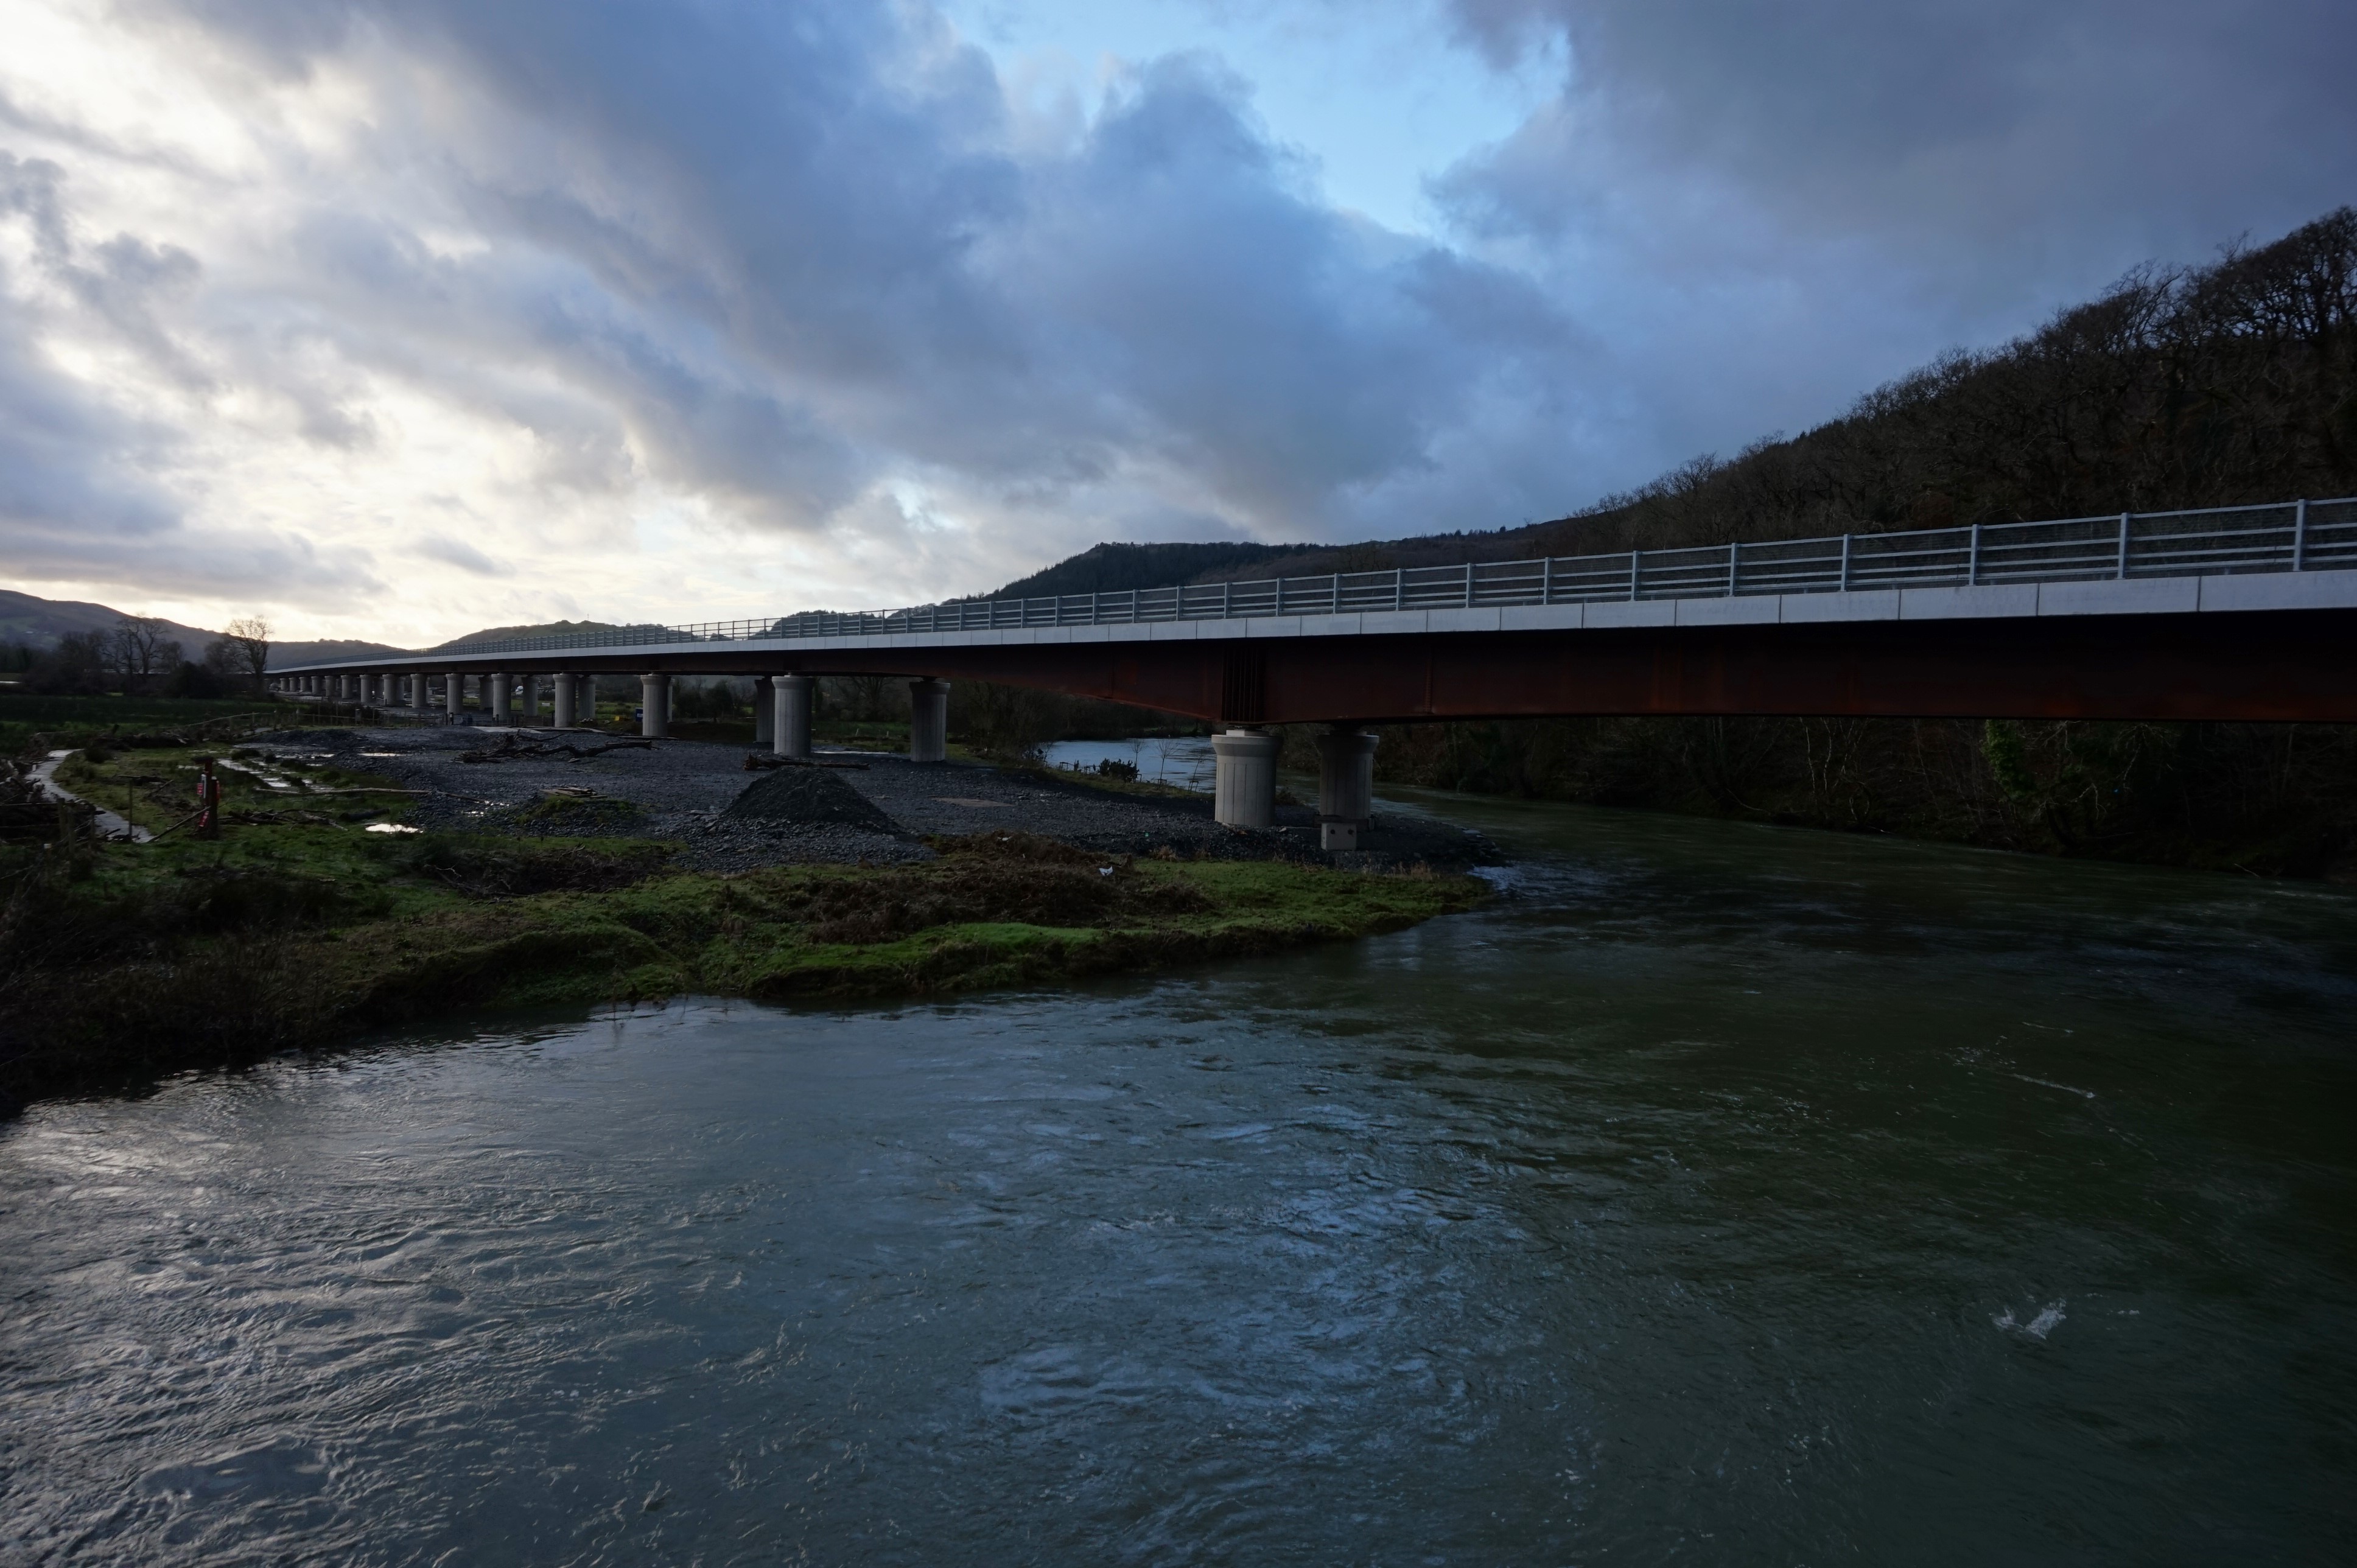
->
xmin=1 ymin=741 xmax=1483 ymax=1105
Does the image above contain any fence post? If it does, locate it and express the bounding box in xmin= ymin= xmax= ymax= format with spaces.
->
xmin=2293 ymin=498 xmax=2310 ymax=570
xmin=1839 ymin=533 xmax=1852 ymax=592
xmin=1393 ymin=568 xmax=1404 ymax=612
xmin=1089 ymin=592 xmax=1099 ymax=625
xmin=2116 ymin=512 xmax=2131 ymax=579
xmin=1462 ymin=561 xmax=1474 ymax=608
xmin=1541 ymin=556 xmax=1553 ymax=605
xmin=1223 ymin=581 xmax=1233 ymax=619
xmin=1628 ymin=550 xmax=1641 ymax=601
xmin=1728 ymin=541 xmax=1740 ymax=596
xmin=1967 ymin=523 xmax=1982 ymax=586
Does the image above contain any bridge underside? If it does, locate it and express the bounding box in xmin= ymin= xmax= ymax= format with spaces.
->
xmin=490 ymin=607 xmax=2356 ymax=725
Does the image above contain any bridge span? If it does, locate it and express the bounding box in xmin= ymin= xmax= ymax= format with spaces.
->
xmin=273 ymin=498 xmax=2357 ymax=841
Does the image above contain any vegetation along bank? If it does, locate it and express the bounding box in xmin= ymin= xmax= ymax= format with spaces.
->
xmin=0 ymin=729 xmax=1484 ymax=1108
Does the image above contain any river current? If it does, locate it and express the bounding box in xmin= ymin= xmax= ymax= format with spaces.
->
xmin=4 ymin=795 xmax=2353 ymax=1564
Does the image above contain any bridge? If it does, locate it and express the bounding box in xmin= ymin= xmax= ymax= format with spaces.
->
xmin=273 ymin=497 xmax=2357 ymax=844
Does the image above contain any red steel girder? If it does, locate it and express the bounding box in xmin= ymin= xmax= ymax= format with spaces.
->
xmin=485 ymin=607 xmax=2357 ymax=724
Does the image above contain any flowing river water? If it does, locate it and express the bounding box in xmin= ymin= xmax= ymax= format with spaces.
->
xmin=3 ymin=793 xmax=2353 ymax=1564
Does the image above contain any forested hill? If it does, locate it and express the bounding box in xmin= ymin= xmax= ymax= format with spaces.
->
xmin=982 ymin=541 xmax=1301 ymax=601
xmin=986 ymin=206 xmax=2357 ymax=595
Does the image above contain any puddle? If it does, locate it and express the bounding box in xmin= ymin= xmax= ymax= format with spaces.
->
xmin=31 ymin=749 xmax=155 ymax=843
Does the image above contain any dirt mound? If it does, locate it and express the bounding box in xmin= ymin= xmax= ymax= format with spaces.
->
xmin=724 ymin=766 xmax=904 ymax=836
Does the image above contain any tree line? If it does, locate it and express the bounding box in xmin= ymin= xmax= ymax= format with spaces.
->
xmin=1546 ymin=206 xmax=2356 ymax=555
xmin=7 ymin=616 xmax=272 ymax=699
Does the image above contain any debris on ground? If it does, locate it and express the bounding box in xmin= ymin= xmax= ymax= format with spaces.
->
xmin=459 ymin=734 xmax=658 ymax=764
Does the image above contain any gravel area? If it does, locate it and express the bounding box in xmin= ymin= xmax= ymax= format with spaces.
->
xmin=248 ymin=727 xmax=1497 ymax=872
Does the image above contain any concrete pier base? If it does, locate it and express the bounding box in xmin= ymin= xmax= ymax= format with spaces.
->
xmin=907 ymin=679 xmax=949 ymax=763
xmin=775 ymin=674 xmax=812 ymax=758
xmin=553 ymin=674 xmax=577 ymax=728
xmin=752 ymin=677 xmax=774 ymax=744
xmin=1211 ymin=728 xmax=1279 ymax=828
xmin=489 ymin=672 xmax=511 ymax=723
xmin=1314 ymin=724 xmax=1379 ymax=852
xmin=640 ymin=673 xmax=671 ymax=739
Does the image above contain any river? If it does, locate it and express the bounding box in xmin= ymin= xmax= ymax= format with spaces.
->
xmin=4 ymin=793 xmax=2353 ymax=1564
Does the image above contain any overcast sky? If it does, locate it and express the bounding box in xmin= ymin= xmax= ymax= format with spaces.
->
xmin=2 ymin=0 xmax=2350 ymax=645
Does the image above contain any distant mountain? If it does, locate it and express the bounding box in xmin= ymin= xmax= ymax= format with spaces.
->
xmin=0 ymin=588 xmax=218 ymax=654
xmin=984 ymin=541 xmax=1302 ymax=600
xmin=274 ymin=638 xmax=404 ymax=667
xmin=976 ymin=520 xmax=1582 ymax=603
xmin=432 ymin=619 xmax=646 ymax=649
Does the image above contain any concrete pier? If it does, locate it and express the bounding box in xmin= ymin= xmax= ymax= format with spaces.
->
xmin=489 ymin=672 xmax=511 ymax=723
xmin=753 ymin=677 xmax=774 ymax=744
xmin=1211 ymin=728 xmax=1278 ymax=828
xmin=640 ymin=673 xmax=671 ymax=738
xmin=522 ymin=675 xmax=539 ymax=719
xmin=1313 ymin=726 xmax=1379 ymax=851
xmin=553 ymin=673 xmax=576 ymax=728
xmin=908 ymin=679 xmax=949 ymax=763
xmin=775 ymin=674 xmax=812 ymax=758
xmin=444 ymin=671 xmax=463 ymax=718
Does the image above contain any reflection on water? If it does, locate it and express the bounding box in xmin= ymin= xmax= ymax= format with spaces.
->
xmin=4 ymin=796 xmax=2355 ymax=1564
xmin=1040 ymin=735 xmax=1215 ymax=790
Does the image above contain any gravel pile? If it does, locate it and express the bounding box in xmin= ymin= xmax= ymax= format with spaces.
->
xmin=251 ymin=727 xmax=1494 ymax=871
xmin=726 ymin=766 xmax=906 ymax=835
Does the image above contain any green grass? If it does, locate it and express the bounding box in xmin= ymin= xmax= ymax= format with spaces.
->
xmin=0 ymin=694 xmax=290 ymax=756
xmin=1 ymin=746 xmax=1485 ymax=1104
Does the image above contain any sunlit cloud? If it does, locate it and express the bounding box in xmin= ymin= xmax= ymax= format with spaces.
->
xmin=0 ymin=0 xmax=2347 ymax=645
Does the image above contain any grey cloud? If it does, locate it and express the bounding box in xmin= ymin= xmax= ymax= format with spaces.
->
xmin=416 ymin=533 xmax=507 ymax=577
xmin=24 ymin=0 xmax=2342 ymax=629
xmin=1440 ymin=1 xmax=2357 ymax=280
xmin=135 ymin=0 xmax=1598 ymax=547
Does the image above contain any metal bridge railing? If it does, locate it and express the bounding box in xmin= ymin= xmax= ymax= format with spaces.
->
xmin=324 ymin=497 xmax=2357 ymax=665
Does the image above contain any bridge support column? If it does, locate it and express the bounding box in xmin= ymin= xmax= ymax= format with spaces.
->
xmin=489 ymin=672 xmax=511 ymax=723
xmin=907 ymin=679 xmax=948 ymax=763
xmin=553 ymin=673 xmax=576 ymax=728
xmin=752 ymin=677 xmax=774 ymax=744
xmin=444 ymin=671 xmax=463 ymax=718
xmin=1212 ymin=728 xmax=1279 ymax=828
xmin=776 ymin=674 xmax=813 ymax=758
xmin=520 ymin=675 xmax=539 ymax=720
xmin=578 ymin=674 xmax=599 ymax=725
xmin=1313 ymin=725 xmax=1380 ymax=852
xmin=640 ymin=674 xmax=670 ymax=739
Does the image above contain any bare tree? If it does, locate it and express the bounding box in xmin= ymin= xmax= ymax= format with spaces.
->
xmin=222 ymin=615 xmax=271 ymax=691
xmin=111 ymin=617 xmax=180 ymax=692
